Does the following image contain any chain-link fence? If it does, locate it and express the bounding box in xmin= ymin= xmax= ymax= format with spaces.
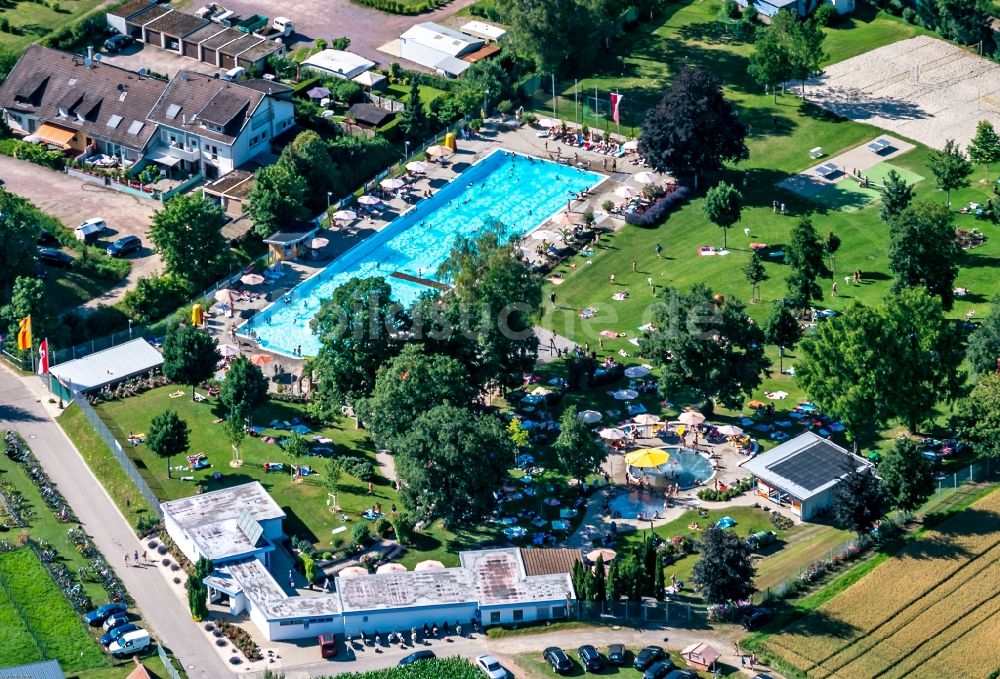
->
xmin=573 ymin=599 xmax=692 ymax=625
xmin=72 ymin=393 xmax=162 ymax=519
xmin=933 ymin=456 xmax=998 ymax=491
xmin=524 ymin=76 xmax=660 ymax=139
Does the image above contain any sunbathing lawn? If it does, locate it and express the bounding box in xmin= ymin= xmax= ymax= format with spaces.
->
xmin=0 ymin=0 xmax=108 ymax=52
xmin=0 ymin=549 xmax=109 ymax=673
xmin=530 ymin=2 xmax=998 ymax=454
xmin=94 ymin=386 xmax=600 ymax=564
xmin=43 ymin=267 xmax=119 ymax=312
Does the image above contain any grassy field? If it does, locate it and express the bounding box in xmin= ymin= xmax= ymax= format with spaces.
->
xmin=761 ymin=487 xmax=1000 ymax=678
xmin=531 ymin=0 xmax=998 ymax=454
xmin=0 ymin=549 xmax=109 ymax=673
xmin=43 ymin=267 xmax=118 ymax=311
xmin=92 ymin=386 xmax=599 ymax=566
xmin=0 ymin=0 xmax=107 ymax=52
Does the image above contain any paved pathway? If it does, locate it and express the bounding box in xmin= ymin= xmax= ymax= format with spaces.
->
xmin=0 ymin=365 xmax=229 ymax=678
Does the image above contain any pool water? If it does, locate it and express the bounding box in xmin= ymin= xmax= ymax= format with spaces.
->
xmin=610 ymin=448 xmax=715 ymax=518
xmin=247 ymin=150 xmax=602 ymax=356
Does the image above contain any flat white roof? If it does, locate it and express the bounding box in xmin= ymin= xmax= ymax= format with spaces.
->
xmin=302 ymin=49 xmax=375 ymax=80
xmin=50 ymin=338 xmax=163 ymax=393
xmin=224 ymin=559 xmax=342 ymax=620
xmin=401 ymin=22 xmax=483 ymax=57
xmin=162 ymin=481 xmax=285 ymax=527
xmin=460 ymin=20 xmax=507 ymax=41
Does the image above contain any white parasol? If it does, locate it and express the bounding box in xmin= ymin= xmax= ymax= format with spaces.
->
xmin=406 ymin=161 xmax=427 ymax=173
xmin=599 ymin=428 xmax=628 ymax=441
xmin=358 ymin=195 xmax=381 ymax=205
xmin=634 ymin=171 xmax=659 ymax=185
xmin=578 ymin=410 xmax=603 ymax=424
xmin=624 ymin=366 xmax=650 ymax=378
xmin=331 ymin=210 xmax=357 ymax=221
xmin=614 ymin=185 xmax=641 ymax=199
xmin=613 ymin=389 xmax=639 ymax=401
xmin=538 ymin=118 xmax=561 ymax=128
xmin=678 ymin=410 xmax=706 ymax=426
xmin=380 ymin=177 xmax=405 ymax=190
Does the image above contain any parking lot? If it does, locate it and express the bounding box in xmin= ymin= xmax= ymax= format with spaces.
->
xmin=0 ymin=155 xmax=161 ymax=307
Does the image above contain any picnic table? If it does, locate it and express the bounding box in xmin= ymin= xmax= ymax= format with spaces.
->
xmin=809 ymin=146 xmax=824 ymax=159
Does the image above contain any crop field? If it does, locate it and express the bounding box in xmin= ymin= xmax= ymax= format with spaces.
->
xmin=763 ymin=489 xmax=1000 ymax=678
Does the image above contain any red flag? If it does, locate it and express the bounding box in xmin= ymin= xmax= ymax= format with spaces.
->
xmin=610 ymin=93 xmax=622 ymax=125
xmin=37 ymin=338 xmax=49 ymax=375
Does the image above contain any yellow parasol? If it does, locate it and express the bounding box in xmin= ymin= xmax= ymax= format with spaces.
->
xmin=625 ymin=448 xmax=670 ymax=468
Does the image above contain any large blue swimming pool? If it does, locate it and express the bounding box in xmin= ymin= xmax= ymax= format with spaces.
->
xmin=245 ymin=149 xmax=602 ymax=356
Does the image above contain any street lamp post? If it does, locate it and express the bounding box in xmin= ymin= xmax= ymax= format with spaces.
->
xmin=404 ymin=139 xmax=410 ymax=162
xmin=327 ymin=191 xmax=333 ymax=210
xmin=483 ymin=89 xmax=489 ymax=117
xmin=128 ymin=319 xmax=133 ymax=339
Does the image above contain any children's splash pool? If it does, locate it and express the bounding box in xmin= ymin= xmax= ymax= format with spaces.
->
xmin=610 ymin=447 xmax=716 ymax=518
xmin=246 ymin=149 xmax=602 ymax=357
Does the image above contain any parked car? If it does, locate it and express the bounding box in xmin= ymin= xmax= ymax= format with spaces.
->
xmin=752 ymin=674 xmax=775 ymax=679
xmin=107 ymin=235 xmax=141 ymax=257
xmin=100 ymin=622 xmax=139 ymax=646
xmin=103 ymin=34 xmax=135 ymax=52
xmin=633 ymin=646 xmax=666 ymax=670
xmin=318 ymin=633 xmax=336 ymax=658
xmin=222 ymin=66 xmax=246 ymax=81
xmin=578 ymin=645 xmax=605 ymax=672
xmin=607 ymin=643 xmax=627 ymax=665
xmin=74 ymin=218 xmax=108 ymax=243
xmin=664 ymin=671 xmax=698 ymax=679
xmin=543 ymin=646 xmax=573 ymax=674
xmin=84 ymin=602 xmax=127 ymax=626
xmin=102 ymin=611 xmax=129 ymax=633
xmin=475 ymin=653 xmax=508 ymax=678
xmin=742 ymin=607 xmax=774 ymax=631
xmin=643 ymin=660 xmax=677 ymax=679
xmin=398 ymin=650 xmax=435 ymax=666
xmin=108 ymin=628 xmax=151 ymax=657
xmin=38 ymin=248 xmax=74 ymax=268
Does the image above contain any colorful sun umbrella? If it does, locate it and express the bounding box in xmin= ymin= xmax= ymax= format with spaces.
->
xmin=249 ymin=354 xmax=274 ymax=367
xmin=625 ymin=448 xmax=670 ymax=468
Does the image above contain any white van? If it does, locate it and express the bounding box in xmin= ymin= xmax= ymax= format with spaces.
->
xmin=108 ymin=628 xmax=151 ymax=657
xmin=74 ymin=218 xmax=107 ymax=243
xmin=222 ymin=66 xmax=245 ymax=81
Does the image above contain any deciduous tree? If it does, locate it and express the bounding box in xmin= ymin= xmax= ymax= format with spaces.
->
xmin=639 ymin=285 xmax=770 ymax=410
xmin=953 ymin=373 xmax=1000 ymax=459
xmin=0 ymin=276 xmax=52 ymax=353
xmin=691 ymin=526 xmax=755 ymax=604
xmin=161 ymin=324 xmax=220 ymax=400
xmin=832 ymin=465 xmax=886 ymax=537
xmin=928 ymin=138 xmax=973 ymax=206
xmin=785 ymin=217 xmax=827 ymax=310
xmin=702 ymin=181 xmax=743 ymax=249
xmin=279 ymin=130 xmax=341 ymax=214
xmin=220 ymin=355 xmax=269 ymax=418
xmin=743 ymin=252 xmax=767 ymax=303
xmin=553 ymin=406 xmax=607 ymax=482
xmin=639 ymin=68 xmax=748 ymax=188
xmin=880 ymin=169 xmax=915 ymax=223
xmin=879 ymin=438 xmax=935 ymax=513
xmin=0 ymin=192 xmax=45 ymax=299
xmin=246 ymin=162 xmax=308 ymax=238
xmin=748 ymin=24 xmax=793 ymax=102
xmin=763 ymin=303 xmax=801 ymax=373
xmin=149 ymin=194 xmax=230 ymax=289
xmin=966 ymin=296 xmax=1000 ymax=377
xmin=967 ymin=120 xmax=1000 ymax=183
xmin=888 ymin=201 xmax=962 ymax=310
xmin=147 ymin=409 xmax=189 ymax=479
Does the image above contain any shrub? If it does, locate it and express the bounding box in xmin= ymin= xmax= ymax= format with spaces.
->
xmin=11 ymin=140 xmax=65 ymax=169
xmin=330 ymin=36 xmax=351 ymax=51
xmin=770 ymin=512 xmax=794 ymax=531
xmin=73 ymin=248 xmax=130 ymax=282
xmin=350 ymin=522 xmax=371 ymax=547
xmin=136 ymin=515 xmax=161 ymax=535
xmin=339 ymin=456 xmax=376 ymax=481
xmin=902 ymin=7 xmax=916 ymax=22
xmin=375 ymin=517 xmax=394 ymax=538
xmin=812 ymin=2 xmax=837 ymax=26
xmin=392 ymin=513 xmax=415 ymax=545
xmin=315 ymin=39 xmax=328 ymax=51
xmin=0 ymin=17 xmax=10 ymax=32
xmin=602 ymin=199 xmax=615 ymax=213
xmin=625 ymin=186 xmax=690 ymax=227
xmin=121 ymin=273 xmax=191 ymax=324
xmin=522 ymin=111 xmax=537 ymax=125
xmin=497 ymin=99 xmax=514 ymax=115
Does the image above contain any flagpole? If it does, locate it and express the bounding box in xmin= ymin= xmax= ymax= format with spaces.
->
xmin=616 ymin=90 xmax=621 ymax=137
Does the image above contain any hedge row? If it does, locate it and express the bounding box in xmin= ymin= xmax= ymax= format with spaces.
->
xmin=350 ymin=0 xmax=445 ymax=15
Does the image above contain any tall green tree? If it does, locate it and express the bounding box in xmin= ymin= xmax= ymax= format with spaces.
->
xmin=832 ymin=466 xmax=886 ymax=537
xmin=355 ymin=344 xmax=473 ymax=448
xmin=571 ymin=560 xmax=591 ymax=601
xmin=928 ymin=138 xmax=973 ymax=207
xmin=785 ymin=10 xmax=825 ymax=96
xmin=966 ymin=296 xmax=1000 ymax=377
xmin=785 ymin=218 xmax=827 ymax=310
xmin=246 ymin=162 xmax=308 ymax=238
xmin=748 ymin=24 xmax=794 ymax=103
xmin=1 ymin=276 xmax=52 ymax=354
xmin=161 ymin=324 xmax=221 ymax=400
xmin=605 ymin=558 xmax=622 ymax=601
xmin=279 ymin=130 xmax=341 ymax=214
xmin=147 ymin=409 xmax=190 ymax=479
xmin=953 ymin=373 xmax=1000 ymax=459
xmin=888 ymin=201 xmax=962 ymax=310
xmin=690 ymin=526 xmax=755 ymax=605
xmin=0 ymin=192 xmax=44 ymax=299
xmin=219 ymin=355 xmax=269 ymax=418
xmin=880 ymin=168 xmax=915 ymax=223
xmin=743 ymin=252 xmax=767 ymax=303
xmin=149 ymin=194 xmax=230 ymax=289
xmin=824 ymin=231 xmax=841 ymax=274
xmin=639 ymin=67 xmax=749 ymax=188
xmin=224 ymin=409 xmax=247 ymax=465
xmin=639 ymin=285 xmax=771 ymax=410
xmin=394 ymin=405 xmax=512 ymax=527
xmin=702 ymin=181 xmax=743 ymax=249
xmin=592 ymin=555 xmax=607 ymax=602
xmin=879 ymin=438 xmax=936 ymax=513
xmin=504 ymin=0 xmax=601 ymax=75
xmin=399 ymin=79 xmax=430 ymax=141
xmin=310 ymin=277 xmax=407 ymax=418
xmin=967 ymin=120 xmax=1000 ymax=183
xmin=456 ymin=59 xmax=512 ymax=113
xmin=553 ymin=406 xmax=607 ymax=483
xmin=763 ymin=303 xmax=801 ymax=373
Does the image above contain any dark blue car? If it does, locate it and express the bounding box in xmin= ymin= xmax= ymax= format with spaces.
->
xmin=100 ymin=622 xmax=139 ymax=646
xmin=84 ymin=602 xmax=127 ymax=626
xmin=106 ymin=235 xmax=141 ymax=257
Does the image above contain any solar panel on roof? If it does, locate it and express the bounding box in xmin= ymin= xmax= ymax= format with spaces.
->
xmin=236 ymin=508 xmax=264 ymax=546
xmin=768 ymin=442 xmax=857 ymax=491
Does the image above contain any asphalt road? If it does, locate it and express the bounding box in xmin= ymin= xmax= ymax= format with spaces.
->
xmin=0 ymin=365 xmax=229 ymax=678
xmin=0 ymin=154 xmax=162 ymax=308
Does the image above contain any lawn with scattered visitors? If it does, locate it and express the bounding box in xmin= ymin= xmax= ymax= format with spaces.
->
xmin=761 ymin=487 xmax=1000 ymax=678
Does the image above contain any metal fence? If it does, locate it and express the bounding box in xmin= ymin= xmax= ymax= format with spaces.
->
xmin=572 ymin=599 xmax=692 ymax=625
xmin=156 ymin=644 xmax=183 ymax=679
xmin=524 ymin=75 xmax=659 ymax=139
xmin=933 ymin=456 xmax=998 ymax=491
xmin=72 ymin=392 xmax=162 ymax=518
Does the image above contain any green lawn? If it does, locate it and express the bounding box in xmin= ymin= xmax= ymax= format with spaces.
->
xmin=0 ymin=0 xmax=107 ymax=52
xmin=753 ymin=522 xmax=853 ymax=596
xmin=92 ymin=386 xmax=596 ymax=564
xmin=43 ymin=268 xmax=118 ymax=318
xmin=0 ymin=549 xmax=109 ymax=673
xmin=386 ymin=82 xmax=448 ymax=110
xmin=0 ymin=452 xmax=112 ymax=604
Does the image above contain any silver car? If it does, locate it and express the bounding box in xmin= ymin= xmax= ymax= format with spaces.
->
xmin=476 ymin=654 xmax=508 ymax=679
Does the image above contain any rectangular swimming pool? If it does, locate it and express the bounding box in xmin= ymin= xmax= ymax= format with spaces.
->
xmin=245 ymin=149 xmax=603 ymax=356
